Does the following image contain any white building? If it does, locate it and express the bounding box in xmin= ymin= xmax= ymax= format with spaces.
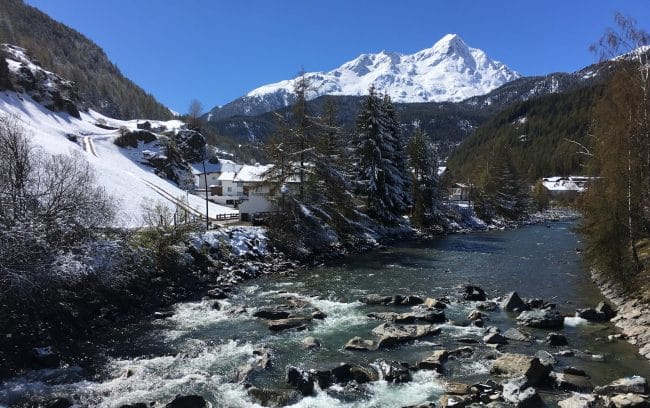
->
xmin=194 ymin=160 xmax=242 ymax=191
xmin=542 ymin=176 xmax=590 ymax=196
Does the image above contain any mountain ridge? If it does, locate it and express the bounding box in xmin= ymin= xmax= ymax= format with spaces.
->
xmin=206 ymin=34 xmax=520 ymax=122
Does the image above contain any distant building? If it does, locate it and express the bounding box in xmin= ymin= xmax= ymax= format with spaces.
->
xmin=542 ymin=176 xmax=591 ymax=196
xmin=449 ymin=182 xmax=472 ymax=201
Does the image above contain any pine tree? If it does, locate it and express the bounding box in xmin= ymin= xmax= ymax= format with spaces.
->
xmin=353 ymin=86 xmax=410 ymax=223
xmin=407 ymin=124 xmax=441 ymax=228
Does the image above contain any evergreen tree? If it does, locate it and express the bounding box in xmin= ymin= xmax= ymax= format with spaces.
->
xmin=353 ymin=86 xmax=410 ymax=223
xmin=407 ymin=124 xmax=441 ymax=228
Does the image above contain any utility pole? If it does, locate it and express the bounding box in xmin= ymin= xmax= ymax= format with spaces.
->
xmin=202 ymin=158 xmax=209 ymax=230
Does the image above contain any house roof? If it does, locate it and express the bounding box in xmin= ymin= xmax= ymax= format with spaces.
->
xmin=234 ymin=164 xmax=273 ymax=182
xmin=192 ymin=159 xmax=242 ymax=175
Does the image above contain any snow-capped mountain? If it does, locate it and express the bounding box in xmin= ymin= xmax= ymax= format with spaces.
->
xmin=206 ymin=34 xmax=520 ymax=121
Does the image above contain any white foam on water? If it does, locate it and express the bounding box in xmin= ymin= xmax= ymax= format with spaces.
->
xmin=438 ymin=323 xmax=485 ymax=338
xmin=0 ymin=340 xmax=259 ymax=407
xmin=455 ymin=360 xmax=491 ymax=376
xmin=167 ymin=299 xmax=245 ymax=331
xmin=565 ymin=315 xmax=589 ymax=327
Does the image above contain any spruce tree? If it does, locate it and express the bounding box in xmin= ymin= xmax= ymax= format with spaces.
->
xmin=353 ymin=86 xmax=410 ymax=223
xmin=407 ymin=125 xmax=441 ymax=228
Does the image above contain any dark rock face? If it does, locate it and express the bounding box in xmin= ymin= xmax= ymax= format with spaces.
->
xmin=165 ymin=395 xmax=208 ymax=408
xmin=114 ymin=130 xmax=157 ymax=148
xmin=577 ymin=301 xmax=617 ymax=321
xmin=174 ymin=130 xmax=206 ymax=162
xmin=463 ymin=285 xmax=487 ymax=301
xmin=546 ymin=332 xmax=568 ymax=347
xmin=286 ymin=366 xmax=315 ymax=396
xmin=516 ymin=309 xmax=564 ymax=329
xmin=266 ymin=318 xmax=310 ymax=332
xmin=502 ymin=291 xmax=530 ymax=312
xmin=253 ymin=309 xmax=291 ymax=320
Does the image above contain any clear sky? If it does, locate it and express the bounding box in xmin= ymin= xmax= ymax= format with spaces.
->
xmin=26 ymin=0 xmax=650 ymax=114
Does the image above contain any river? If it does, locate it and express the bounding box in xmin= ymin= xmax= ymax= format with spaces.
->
xmin=1 ymin=221 xmax=649 ymax=407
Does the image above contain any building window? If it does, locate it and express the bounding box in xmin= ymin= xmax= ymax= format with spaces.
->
xmin=227 ymin=187 xmax=232 ymax=192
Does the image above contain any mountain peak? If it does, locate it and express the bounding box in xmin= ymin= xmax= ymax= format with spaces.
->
xmin=210 ymin=34 xmax=520 ymax=121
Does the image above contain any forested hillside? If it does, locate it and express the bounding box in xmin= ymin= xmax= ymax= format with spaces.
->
xmin=0 ymin=0 xmax=171 ymax=120
xmin=446 ymin=83 xmax=605 ymax=183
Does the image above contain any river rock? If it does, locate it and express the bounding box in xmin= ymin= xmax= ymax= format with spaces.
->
xmin=463 ymin=285 xmax=487 ymax=301
xmin=516 ymin=309 xmax=564 ymax=329
xmin=165 ymin=395 xmax=207 ymax=408
xmin=547 ymin=332 xmax=568 ymax=346
xmin=368 ymin=309 xmax=445 ymax=324
xmin=503 ymin=328 xmax=533 ymax=342
xmin=446 ymin=382 xmax=471 ymax=395
xmin=577 ymin=301 xmax=617 ymax=321
xmin=609 ymin=393 xmax=650 ymax=407
xmin=376 ymin=360 xmax=412 ymax=383
xmin=359 ymin=294 xmax=393 ymax=305
xmin=490 ymin=353 xmax=551 ymax=386
xmin=153 ymin=310 xmax=175 ymax=319
xmin=503 ymin=291 xmax=530 ymax=312
xmin=266 ymin=317 xmax=310 ymax=332
xmin=400 ymin=295 xmax=425 ymax=306
xmin=401 ymin=403 xmax=436 ymax=408
xmin=594 ymin=376 xmax=648 ymax=396
xmin=468 ymin=310 xmax=488 ymax=321
xmin=484 ymin=332 xmax=508 ymax=345
xmin=448 ymin=346 xmax=475 ymax=358
xmin=438 ymin=394 xmax=474 ymax=407
xmin=344 ymin=336 xmax=378 ymax=351
xmin=424 ymin=297 xmax=447 ymax=309
xmin=311 ymin=310 xmax=327 ymax=320
xmin=206 ymin=287 xmax=228 ymax=299
xmin=549 ymin=371 xmax=593 ymax=392
xmin=286 ymin=366 xmax=315 ymax=395
xmin=534 ymin=350 xmax=556 ymax=366
xmin=557 ymin=393 xmax=600 ymax=408
xmin=254 ymin=309 xmax=291 ymax=320
xmin=501 ymin=376 xmax=543 ymax=407
xmin=564 ymin=367 xmax=587 ymax=376
xmin=302 ymin=336 xmax=321 ymax=350
xmin=31 ymin=346 xmax=60 ymax=369
xmin=418 ymin=349 xmax=449 ymax=372
xmin=247 ymin=387 xmax=300 ymax=407
xmin=350 ymin=365 xmax=379 ymax=383
xmin=372 ymin=323 xmax=441 ymax=349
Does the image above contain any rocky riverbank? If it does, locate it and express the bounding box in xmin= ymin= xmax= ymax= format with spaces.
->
xmin=591 ymin=270 xmax=650 ymax=361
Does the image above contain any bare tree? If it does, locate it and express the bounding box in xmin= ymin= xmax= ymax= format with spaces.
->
xmin=188 ymin=99 xmax=204 ymax=130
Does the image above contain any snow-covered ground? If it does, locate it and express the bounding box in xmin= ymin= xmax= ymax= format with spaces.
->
xmin=0 ymin=91 xmax=238 ymax=227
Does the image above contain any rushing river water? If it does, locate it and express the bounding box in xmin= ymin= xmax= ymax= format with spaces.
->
xmin=2 ymin=221 xmax=650 ymax=407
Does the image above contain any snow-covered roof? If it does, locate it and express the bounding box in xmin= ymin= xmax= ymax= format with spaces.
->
xmin=217 ymin=171 xmax=237 ymax=181
xmin=542 ymin=176 xmax=592 ymax=192
xmin=234 ymin=164 xmax=273 ymax=182
xmin=192 ymin=159 xmax=242 ymax=175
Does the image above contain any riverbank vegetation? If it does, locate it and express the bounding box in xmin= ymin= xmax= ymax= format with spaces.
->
xmin=580 ymin=14 xmax=650 ymax=292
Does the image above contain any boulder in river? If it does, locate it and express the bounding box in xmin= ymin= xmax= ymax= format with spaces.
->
xmin=266 ymin=317 xmax=310 ymax=332
xmin=609 ymin=393 xmax=650 ymax=407
xmin=375 ymin=360 xmax=412 ymax=383
xmin=577 ymin=301 xmax=617 ymax=321
xmin=46 ymin=398 xmax=73 ymax=408
xmin=247 ymin=387 xmax=300 ymax=407
xmin=557 ymin=393 xmax=599 ymax=408
xmin=359 ymin=294 xmax=393 ymax=305
xmin=516 ymin=309 xmax=564 ymax=329
xmin=372 ymin=323 xmax=441 ymax=349
xmin=483 ymin=332 xmax=508 ymax=345
xmin=418 ymin=349 xmax=449 ymax=372
xmin=165 ymin=395 xmax=208 ymax=408
xmin=344 ymin=336 xmax=378 ymax=351
xmin=549 ymin=371 xmax=593 ymax=392
xmin=31 ymin=346 xmax=60 ymax=369
xmin=594 ymin=376 xmax=648 ymax=396
xmin=423 ymin=297 xmax=447 ymax=309
xmin=253 ymin=309 xmax=291 ymax=320
xmin=463 ymin=285 xmax=487 ymax=301
xmin=350 ymin=365 xmax=379 ymax=383
xmin=546 ymin=332 xmax=568 ymax=347
xmin=490 ymin=353 xmax=551 ymax=386
xmin=502 ymin=328 xmax=533 ymax=342
xmin=502 ymin=291 xmax=530 ymax=312
xmin=286 ymin=366 xmax=315 ymax=396
xmin=302 ymin=336 xmax=321 ymax=350
xmin=501 ymin=375 xmax=543 ymax=408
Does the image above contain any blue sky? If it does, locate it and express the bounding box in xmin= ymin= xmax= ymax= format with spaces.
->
xmin=26 ymin=0 xmax=650 ymax=114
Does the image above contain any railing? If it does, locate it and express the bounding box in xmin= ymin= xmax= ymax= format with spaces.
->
xmin=212 ymin=213 xmax=240 ymax=221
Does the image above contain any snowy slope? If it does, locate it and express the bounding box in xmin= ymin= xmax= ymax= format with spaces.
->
xmin=0 ymin=91 xmax=238 ymax=227
xmin=207 ymin=34 xmax=520 ymax=121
